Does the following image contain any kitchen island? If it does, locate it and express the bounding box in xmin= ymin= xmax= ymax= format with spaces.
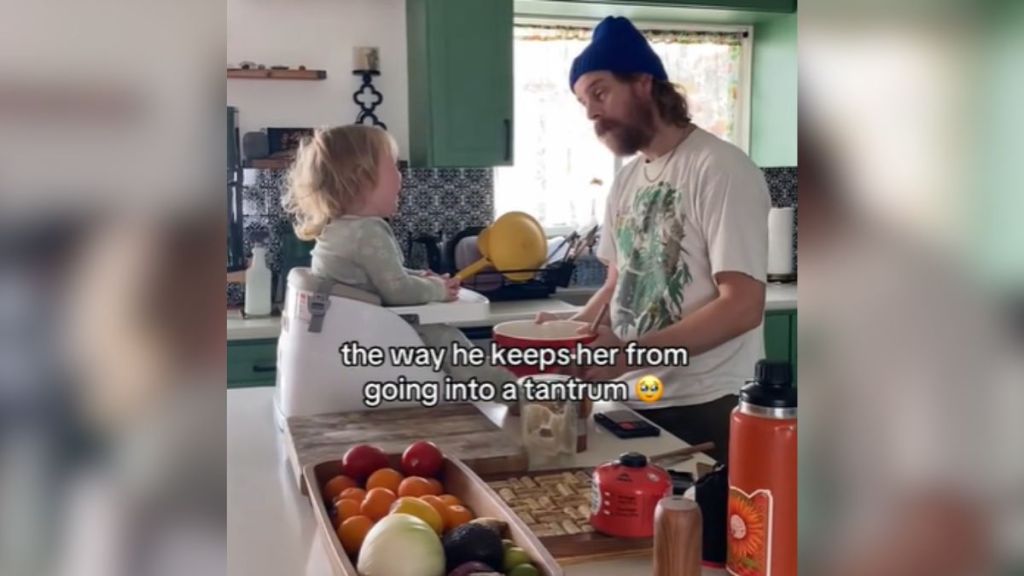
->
xmin=227 ymin=387 xmax=727 ymax=576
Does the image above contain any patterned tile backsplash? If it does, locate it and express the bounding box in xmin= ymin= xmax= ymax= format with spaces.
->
xmin=227 ymin=165 xmax=797 ymax=306
xmin=763 ymin=167 xmax=799 ymax=276
xmin=763 ymin=167 xmax=798 ymax=208
xmin=226 ymin=164 xmax=494 ymax=307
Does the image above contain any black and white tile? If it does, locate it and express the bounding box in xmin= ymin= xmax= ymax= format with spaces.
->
xmin=227 ymin=164 xmax=494 ymax=307
xmin=762 ymin=167 xmax=798 ymax=274
xmin=763 ymin=167 xmax=798 ymax=208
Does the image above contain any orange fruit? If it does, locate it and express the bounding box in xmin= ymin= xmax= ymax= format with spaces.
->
xmin=419 ymin=495 xmax=449 ymax=520
xmin=323 ymin=475 xmax=358 ymax=502
xmin=398 ymin=476 xmax=440 ymax=497
xmin=444 ymin=504 xmax=474 ymax=531
xmin=438 ymin=494 xmax=462 ymax=507
xmin=390 ymin=496 xmax=444 ymax=534
xmin=334 ymin=499 xmax=362 ymax=526
xmin=337 ymin=515 xmax=374 ymax=555
xmin=337 ymin=487 xmax=367 ymax=503
xmin=366 ymin=467 xmax=404 ymax=494
xmin=426 ymin=478 xmax=443 ymax=494
xmin=360 ymin=487 xmax=397 ymax=521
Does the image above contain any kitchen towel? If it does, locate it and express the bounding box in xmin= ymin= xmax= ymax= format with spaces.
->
xmin=768 ymin=207 xmax=795 ymax=276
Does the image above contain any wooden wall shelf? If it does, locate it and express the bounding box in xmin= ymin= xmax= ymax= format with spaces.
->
xmin=228 ymin=68 xmax=326 ymax=80
xmin=243 ymin=157 xmax=294 ymax=170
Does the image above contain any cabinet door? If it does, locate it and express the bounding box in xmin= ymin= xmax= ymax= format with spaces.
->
xmin=227 ymin=339 xmax=278 ymax=388
xmin=408 ymin=0 xmax=513 ymax=167
xmin=763 ymin=312 xmax=791 ymax=364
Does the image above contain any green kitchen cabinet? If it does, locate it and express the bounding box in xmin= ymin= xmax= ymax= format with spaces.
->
xmin=764 ymin=311 xmax=791 ymax=363
xmin=789 ymin=310 xmax=797 ymax=385
xmin=227 ymin=339 xmax=278 ymax=388
xmin=763 ymin=310 xmax=797 ymax=385
xmin=406 ymin=0 xmax=514 ymax=167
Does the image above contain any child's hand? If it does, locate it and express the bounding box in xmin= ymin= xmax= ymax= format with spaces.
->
xmin=444 ymin=275 xmax=461 ymax=301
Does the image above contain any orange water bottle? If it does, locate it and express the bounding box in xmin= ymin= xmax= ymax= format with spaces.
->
xmin=727 ymin=360 xmax=797 ymax=576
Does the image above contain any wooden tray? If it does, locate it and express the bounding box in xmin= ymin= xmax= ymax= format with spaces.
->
xmin=480 ymin=462 xmax=714 ymax=566
xmin=305 ymin=454 xmax=564 ymax=576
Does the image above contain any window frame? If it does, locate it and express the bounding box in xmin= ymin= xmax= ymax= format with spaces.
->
xmin=504 ymin=16 xmax=754 ymax=236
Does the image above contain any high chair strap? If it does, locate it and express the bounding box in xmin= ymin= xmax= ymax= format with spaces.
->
xmin=307 ymin=277 xmax=334 ymax=333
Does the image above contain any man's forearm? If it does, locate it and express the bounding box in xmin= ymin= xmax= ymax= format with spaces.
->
xmin=570 ymin=283 xmax=613 ymax=324
xmin=636 ymin=293 xmax=763 ymax=357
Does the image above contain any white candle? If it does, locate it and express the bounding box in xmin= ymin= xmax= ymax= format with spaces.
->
xmin=353 ymin=47 xmax=379 ymax=72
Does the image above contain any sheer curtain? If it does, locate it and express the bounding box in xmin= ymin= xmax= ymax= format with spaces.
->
xmin=494 ymin=24 xmax=748 ymax=231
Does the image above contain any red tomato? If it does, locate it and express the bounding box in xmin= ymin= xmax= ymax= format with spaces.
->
xmin=342 ymin=445 xmax=389 ymax=482
xmin=401 ymin=441 xmax=444 ymax=478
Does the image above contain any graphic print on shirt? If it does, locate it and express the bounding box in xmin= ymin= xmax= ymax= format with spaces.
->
xmin=613 ymin=181 xmax=693 ymax=339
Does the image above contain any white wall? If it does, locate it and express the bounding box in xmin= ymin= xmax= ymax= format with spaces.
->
xmin=227 ymin=0 xmax=410 ymax=158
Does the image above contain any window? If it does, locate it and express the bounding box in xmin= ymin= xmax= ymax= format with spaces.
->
xmin=494 ymin=21 xmax=752 ymax=233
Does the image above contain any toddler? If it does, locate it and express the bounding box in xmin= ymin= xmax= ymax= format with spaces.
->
xmin=281 ymin=124 xmax=516 ymax=391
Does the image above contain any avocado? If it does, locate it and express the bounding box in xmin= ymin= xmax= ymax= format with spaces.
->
xmin=442 ymin=523 xmax=505 ymax=572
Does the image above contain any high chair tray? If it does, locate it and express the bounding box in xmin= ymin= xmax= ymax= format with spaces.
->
xmin=389 ymin=287 xmax=490 ymax=325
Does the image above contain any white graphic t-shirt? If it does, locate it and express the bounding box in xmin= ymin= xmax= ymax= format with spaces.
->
xmin=596 ymin=127 xmax=771 ymax=408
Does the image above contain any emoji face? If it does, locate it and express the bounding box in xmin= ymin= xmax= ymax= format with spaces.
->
xmin=635 ymin=375 xmax=664 ymax=404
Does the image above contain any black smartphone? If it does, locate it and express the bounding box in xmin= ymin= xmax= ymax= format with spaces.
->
xmin=594 ymin=410 xmax=661 ymax=439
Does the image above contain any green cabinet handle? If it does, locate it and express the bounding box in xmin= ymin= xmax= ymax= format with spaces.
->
xmin=252 ymin=364 xmax=276 ymax=374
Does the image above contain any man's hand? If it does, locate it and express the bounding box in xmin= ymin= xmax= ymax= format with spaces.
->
xmin=577 ymin=322 xmax=619 ymax=348
xmin=581 ymin=355 xmax=631 ymax=383
xmin=574 ymin=323 xmax=630 ymax=382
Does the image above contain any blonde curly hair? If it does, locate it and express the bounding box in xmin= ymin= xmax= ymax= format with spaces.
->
xmin=282 ymin=124 xmax=398 ymax=240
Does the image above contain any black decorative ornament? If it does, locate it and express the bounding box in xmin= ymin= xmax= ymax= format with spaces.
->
xmin=353 ymin=70 xmax=386 ymax=130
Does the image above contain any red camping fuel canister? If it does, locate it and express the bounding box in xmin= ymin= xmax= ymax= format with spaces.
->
xmin=591 ymin=452 xmax=672 ymax=538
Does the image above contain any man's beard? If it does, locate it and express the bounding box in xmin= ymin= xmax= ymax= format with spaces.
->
xmin=595 ymin=103 xmax=656 ymax=156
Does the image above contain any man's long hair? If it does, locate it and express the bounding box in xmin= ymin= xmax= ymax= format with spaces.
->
xmin=615 ymin=73 xmax=692 ymax=128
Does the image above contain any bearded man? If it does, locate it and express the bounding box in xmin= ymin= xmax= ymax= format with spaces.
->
xmin=542 ymin=17 xmax=772 ymax=463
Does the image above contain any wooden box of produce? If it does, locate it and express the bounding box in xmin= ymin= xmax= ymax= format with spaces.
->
xmin=305 ymin=441 xmax=563 ymax=576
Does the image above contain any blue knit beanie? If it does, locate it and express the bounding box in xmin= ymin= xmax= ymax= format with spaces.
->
xmin=569 ymin=16 xmax=668 ymax=91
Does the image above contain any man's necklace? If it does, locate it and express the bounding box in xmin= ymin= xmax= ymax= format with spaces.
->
xmin=642 ymin=125 xmax=696 ymax=183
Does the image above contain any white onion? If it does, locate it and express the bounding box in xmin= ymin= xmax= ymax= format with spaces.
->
xmin=357 ymin=513 xmax=445 ymax=576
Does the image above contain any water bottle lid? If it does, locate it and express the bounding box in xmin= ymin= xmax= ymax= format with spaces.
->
xmin=739 ymin=360 xmax=797 ymax=408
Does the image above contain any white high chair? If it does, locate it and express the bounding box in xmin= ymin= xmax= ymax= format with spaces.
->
xmin=274 ymin=267 xmax=490 ymax=427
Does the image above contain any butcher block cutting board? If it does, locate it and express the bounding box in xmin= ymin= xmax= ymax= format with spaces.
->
xmin=284 ymin=403 xmax=528 ymax=492
xmin=479 ymin=461 xmax=716 ymax=565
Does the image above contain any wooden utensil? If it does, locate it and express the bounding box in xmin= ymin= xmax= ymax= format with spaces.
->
xmin=587 ymin=302 xmax=610 ymax=335
xmin=455 ymin=211 xmax=548 ymax=282
xmin=650 ymin=442 xmax=715 ymax=468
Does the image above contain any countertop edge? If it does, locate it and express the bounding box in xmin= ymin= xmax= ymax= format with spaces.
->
xmin=229 ymin=284 xmax=797 ymax=342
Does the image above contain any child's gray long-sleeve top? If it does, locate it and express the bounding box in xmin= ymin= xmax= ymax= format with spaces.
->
xmin=310 ymin=216 xmax=446 ymax=306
